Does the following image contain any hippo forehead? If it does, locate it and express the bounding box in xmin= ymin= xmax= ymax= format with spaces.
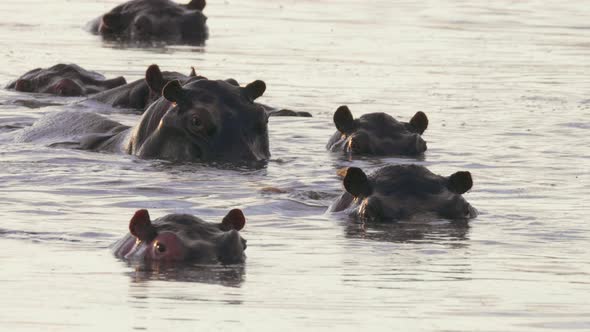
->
xmin=369 ymin=165 xmax=447 ymax=198
xmin=357 ymin=113 xmax=414 ymax=136
xmin=112 ymin=0 xmax=189 ymax=17
xmin=182 ymin=79 xmax=261 ymax=112
xmin=152 ymin=214 xmax=224 ymax=240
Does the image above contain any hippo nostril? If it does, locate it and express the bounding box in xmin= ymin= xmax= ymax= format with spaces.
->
xmin=15 ymin=79 xmax=31 ymax=92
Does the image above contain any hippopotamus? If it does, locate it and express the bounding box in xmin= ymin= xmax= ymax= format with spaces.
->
xmin=5 ymin=64 xmax=127 ymax=97
xmin=88 ymin=65 xmax=201 ymax=110
xmin=87 ymin=0 xmax=208 ymax=45
xmin=326 ymin=105 xmax=428 ymax=156
xmin=15 ymin=73 xmax=271 ymax=162
xmin=112 ymin=209 xmax=247 ymax=264
xmin=329 ymin=165 xmax=477 ymax=222
xmin=90 ymin=64 xmax=312 ymax=117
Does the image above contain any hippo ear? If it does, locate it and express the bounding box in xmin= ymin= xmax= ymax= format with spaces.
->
xmin=343 ymin=167 xmax=372 ymax=197
xmin=242 ymin=80 xmax=266 ymax=101
xmin=225 ymin=78 xmax=239 ymax=86
xmin=189 ymin=67 xmax=197 ymax=77
xmin=221 ymin=209 xmax=246 ymax=231
xmin=129 ymin=209 xmax=157 ymax=242
xmin=334 ymin=105 xmax=355 ymax=134
xmin=162 ymin=80 xmax=186 ymax=104
xmin=448 ymin=171 xmax=473 ymax=194
xmin=409 ymin=111 xmax=428 ymax=135
xmin=186 ymin=0 xmax=206 ymax=11
xmin=145 ymin=64 xmax=166 ymax=94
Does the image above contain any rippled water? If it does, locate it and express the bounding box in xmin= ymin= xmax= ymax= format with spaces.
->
xmin=0 ymin=0 xmax=589 ymax=330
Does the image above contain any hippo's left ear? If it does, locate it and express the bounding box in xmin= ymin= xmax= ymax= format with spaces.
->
xmin=186 ymin=0 xmax=206 ymax=11
xmin=162 ymin=80 xmax=186 ymax=104
xmin=448 ymin=171 xmax=473 ymax=194
xmin=409 ymin=111 xmax=428 ymax=135
xmin=129 ymin=209 xmax=158 ymax=242
xmin=242 ymin=80 xmax=266 ymax=101
xmin=189 ymin=67 xmax=197 ymax=77
xmin=334 ymin=105 xmax=356 ymax=134
xmin=221 ymin=209 xmax=246 ymax=231
xmin=343 ymin=167 xmax=372 ymax=197
xmin=145 ymin=64 xmax=166 ymax=94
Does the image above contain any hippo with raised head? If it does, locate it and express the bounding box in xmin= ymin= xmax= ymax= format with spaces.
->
xmin=327 ymin=105 xmax=428 ymax=156
xmin=329 ymin=165 xmax=477 ymax=222
xmin=113 ymin=209 xmax=247 ymax=264
xmin=15 ymin=69 xmax=271 ymax=162
xmin=87 ymin=0 xmax=208 ymax=45
xmin=5 ymin=64 xmax=126 ymax=97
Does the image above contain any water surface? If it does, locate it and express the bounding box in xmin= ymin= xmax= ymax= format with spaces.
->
xmin=0 ymin=0 xmax=589 ymax=331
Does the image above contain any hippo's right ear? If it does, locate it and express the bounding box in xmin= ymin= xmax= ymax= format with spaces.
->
xmin=129 ymin=209 xmax=157 ymax=242
xmin=334 ymin=105 xmax=355 ymax=134
xmin=242 ymin=80 xmax=266 ymax=101
xmin=343 ymin=167 xmax=372 ymax=197
xmin=162 ymin=80 xmax=186 ymax=104
xmin=221 ymin=209 xmax=246 ymax=231
xmin=145 ymin=64 xmax=166 ymax=94
xmin=448 ymin=171 xmax=473 ymax=194
xmin=186 ymin=0 xmax=206 ymax=11
xmin=410 ymin=111 xmax=428 ymax=135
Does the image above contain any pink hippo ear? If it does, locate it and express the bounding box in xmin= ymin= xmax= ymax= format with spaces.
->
xmin=129 ymin=209 xmax=157 ymax=242
xmin=221 ymin=209 xmax=246 ymax=231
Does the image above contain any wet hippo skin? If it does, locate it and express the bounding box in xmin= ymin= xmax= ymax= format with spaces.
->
xmin=112 ymin=209 xmax=247 ymax=264
xmin=5 ymin=64 xmax=126 ymax=97
xmin=15 ymin=72 xmax=271 ymax=163
xmin=329 ymin=165 xmax=477 ymax=222
xmin=327 ymin=105 xmax=428 ymax=156
xmin=87 ymin=0 xmax=208 ymax=45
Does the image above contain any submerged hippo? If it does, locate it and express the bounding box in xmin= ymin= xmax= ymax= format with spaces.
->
xmin=5 ymin=64 xmax=126 ymax=97
xmin=15 ymin=74 xmax=271 ymax=162
xmin=90 ymin=64 xmax=312 ymax=117
xmin=329 ymin=165 xmax=477 ymax=222
xmin=89 ymin=65 xmax=201 ymax=110
xmin=327 ymin=105 xmax=428 ymax=156
xmin=87 ymin=0 xmax=208 ymax=45
xmin=113 ymin=209 xmax=247 ymax=264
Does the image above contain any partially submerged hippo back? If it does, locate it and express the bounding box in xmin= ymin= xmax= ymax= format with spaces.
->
xmin=329 ymin=165 xmax=476 ymax=222
xmin=6 ymin=64 xmax=126 ymax=97
xmin=113 ymin=209 xmax=247 ymax=264
xmin=88 ymin=0 xmax=208 ymax=45
xmin=327 ymin=106 xmax=428 ymax=156
xmin=126 ymin=76 xmax=270 ymax=162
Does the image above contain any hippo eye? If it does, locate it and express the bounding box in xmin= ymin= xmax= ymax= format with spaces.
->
xmin=192 ymin=116 xmax=202 ymax=127
xmin=155 ymin=242 xmax=166 ymax=253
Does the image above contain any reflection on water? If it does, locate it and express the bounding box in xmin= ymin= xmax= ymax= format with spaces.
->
xmin=126 ymin=261 xmax=245 ymax=287
xmin=0 ymin=0 xmax=589 ymax=330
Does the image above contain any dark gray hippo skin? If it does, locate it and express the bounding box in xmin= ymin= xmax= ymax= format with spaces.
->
xmin=88 ymin=65 xmax=201 ymax=110
xmin=329 ymin=165 xmax=477 ymax=222
xmin=5 ymin=64 xmax=126 ymax=97
xmin=90 ymin=64 xmax=312 ymax=117
xmin=113 ymin=209 xmax=247 ymax=264
xmin=15 ymin=76 xmax=271 ymax=162
xmin=87 ymin=0 xmax=208 ymax=45
xmin=327 ymin=105 xmax=428 ymax=156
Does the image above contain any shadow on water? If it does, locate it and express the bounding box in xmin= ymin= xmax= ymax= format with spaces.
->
xmin=125 ymin=261 xmax=246 ymax=287
xmin=344 ymin=218 xmax=470 ymax=246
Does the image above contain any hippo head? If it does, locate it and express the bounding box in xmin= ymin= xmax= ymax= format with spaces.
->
xmin=97 ymin=0 xmax=208 ymax=44
xmin=113 ymin=209 xmax=247 ymax=264
xmin=7 ymin=64 xmax=126 ymax=97
xmin=330 ymin=165 xmax=477 ymax=222
xmin=128 ymin=68 xmax=270 ymax=162
xmin=327 ymin=106 xmax=428 ymax=156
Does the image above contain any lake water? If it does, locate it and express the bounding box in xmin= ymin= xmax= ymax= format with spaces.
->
xmin=0 ymin=0 xmax=589 ymax=331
